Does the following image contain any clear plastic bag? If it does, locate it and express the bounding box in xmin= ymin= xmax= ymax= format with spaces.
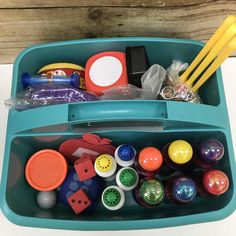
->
xmin=165 ymin=60 xmax=189 ymax=86
xmin=101 ymin=84 xmax=153 ymax=100
xmin=5 ymin=83 xmax=98 ymax=110
xmin=141 ymin=64 xmax=166 ymax=99
xmin=160 ymin=60 xmax=202 ymax=103
xmin=101 ymin=64 xmax=167 ymax=100
xmin=159 ymin=84 xmax=201 ymax=103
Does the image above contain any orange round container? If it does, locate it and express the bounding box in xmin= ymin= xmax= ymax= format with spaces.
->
xmin=138 ymin=147 xmax=163 ymax=172
xmin=25 ymin=149 xmax=68 ymax=191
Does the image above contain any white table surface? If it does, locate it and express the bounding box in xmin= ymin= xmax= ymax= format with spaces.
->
xmin=0 ymin=59 xmax=236 ymax=235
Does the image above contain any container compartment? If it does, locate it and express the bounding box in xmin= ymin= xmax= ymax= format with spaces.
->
xmin=3 ymin=130 xmax=235 ymax=230
xmin=12 ymin=37 xmax=222 ymax=106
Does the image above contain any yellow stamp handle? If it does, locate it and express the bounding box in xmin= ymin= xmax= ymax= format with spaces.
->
xmin=185 ymin=22 xmax=236 ymax=87
xmin=192 ymin=37 xmax=236 ymax=92
xmin=179 ymin=15 xmax=236 ymax=83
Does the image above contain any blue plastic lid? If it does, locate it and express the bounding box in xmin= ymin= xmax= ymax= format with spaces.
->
xmin=118 ymin=144 xmax=135 ymax=161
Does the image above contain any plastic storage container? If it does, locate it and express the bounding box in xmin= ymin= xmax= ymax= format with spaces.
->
xmin=0 ymin=37 xmax=236 ymax=230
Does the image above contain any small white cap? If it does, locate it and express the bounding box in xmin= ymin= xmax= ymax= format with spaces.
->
xmin=116 ymin=167 xmax=139 ymax=191
xmin=101 ymin=186 xmax=125 ymax=211
xmin=115 ymin=144 xmax=136 ymax=167
xmin=94 ymin=154 xmax=117 ymax=178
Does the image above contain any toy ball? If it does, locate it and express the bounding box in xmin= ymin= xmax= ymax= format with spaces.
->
xmin=198 ymin=139 xmax=224 ymax=163
xmin=203 ymin=170 xmax=229 ymax=195
xmin=115 ymin=144 xmax=136 ymax=167
xmin=172 ymin=177 xmax=197 ymax=203
xmin=138 ymin=178 xmax=165 ymax=206
xmin=36 ymin=191 xmax=57 ymax=210
xmin=168 ymin=140 xmax=193 ymax=164
xmin=138 ymin=147 xmax=163 ymax=172
xmin=58 ymin=169 xmax=104 ymax=208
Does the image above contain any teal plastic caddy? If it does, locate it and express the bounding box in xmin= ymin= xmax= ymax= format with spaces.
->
xmin=1 ymin=37 xmax=236 ymax=230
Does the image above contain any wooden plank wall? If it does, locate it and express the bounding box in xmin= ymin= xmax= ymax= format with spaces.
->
xmin=0 ymin=0 xmax=236 ymax=63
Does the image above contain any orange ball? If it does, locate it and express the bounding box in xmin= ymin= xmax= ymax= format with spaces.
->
xmin=138 ymin=147 xmax=163 ymax=172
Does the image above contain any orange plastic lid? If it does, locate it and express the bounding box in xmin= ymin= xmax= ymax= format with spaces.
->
xmin=25 ymin=149 xmax=67 ymax=191
xmin=138 ymin=147 xmax=163 ymax=172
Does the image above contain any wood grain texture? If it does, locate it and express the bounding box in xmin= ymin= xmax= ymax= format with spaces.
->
xmin=0 ymin=0 xmax=236 ymax=63
xmin=0 ymin=0 xmax=222 ymax=8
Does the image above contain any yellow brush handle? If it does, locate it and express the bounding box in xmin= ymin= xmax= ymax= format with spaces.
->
xmin=179 ymin=15 xmax=236 ymax=82
xmin=185 ymin=22 xmax=236 ymax=87
xmin=192 ymin=37 xmax=236 ymax=92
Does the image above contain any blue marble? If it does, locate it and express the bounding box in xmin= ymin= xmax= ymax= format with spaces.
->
xmin=172 ymin=177 xmax=197 ymax=203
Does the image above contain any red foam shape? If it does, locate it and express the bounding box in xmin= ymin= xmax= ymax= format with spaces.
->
xmin=83 ymin=133 xmax=101 ymax=144
xmin=67 ymin=189 xmax=91 ymax=214
xmin=59 ymin=133 xmax=116 ymax=163
xmin=74 ymin=157 xmax=96 ymax=181
xmin=80 ymin=153 xmax=97 ymax=163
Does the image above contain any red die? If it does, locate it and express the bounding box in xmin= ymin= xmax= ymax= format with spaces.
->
xmin=67 ymin=189 xmax=91 ymax=214
xmin=74 ymin=157 xmax=96 ymax=181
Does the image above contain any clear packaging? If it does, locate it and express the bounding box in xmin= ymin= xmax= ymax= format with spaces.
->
xmin=165 ymin=60 xmax=189 ymax=86
xmin=101 ymin=84 xmax=153 ymax=100
xmin=160 ymin=60 xmax=201 ymax=103
xmin=141 ymin=64 xmax=166 ymax=99
xmin=5 ymin=84 xmax=98 ymax=110
xmin=160 ymin=83 xmax=201 ymax=103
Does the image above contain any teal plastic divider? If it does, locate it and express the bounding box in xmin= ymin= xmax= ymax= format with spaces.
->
xmin=7 ymin=100 xmax=228 ymax=134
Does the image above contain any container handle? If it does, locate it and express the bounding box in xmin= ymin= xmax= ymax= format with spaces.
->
xmin=70 ymin=120 xmax=164 ymax=133
xmin=68 ymin=101 xmax=168 ymax=123
xmin=8 ymin=101 xmax=168 ymax=134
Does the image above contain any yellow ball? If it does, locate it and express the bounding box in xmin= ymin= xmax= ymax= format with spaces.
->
xmin=168 ymin=140 xmax=193 ymax=164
